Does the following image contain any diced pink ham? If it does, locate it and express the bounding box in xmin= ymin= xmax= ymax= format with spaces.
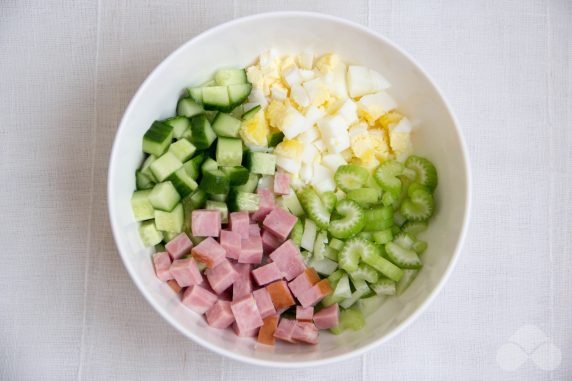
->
xmin=292 ymin=321 xmax=319 ymax=344
xmin=296 ymin=306 xmax=314 ymax=322
xmin=313 ymin=304 xmax=339 ymax=329
xmin=169 ymin=257 xmax=202 ymax=287
xmin=252 ymin=288 xmax=276 ymax=319
xmin=182 ymin=285 xmax=217 ymax=314
xmin=248 ymin=223 xmax=261 ymax=237
xmin=251 ymin=262 xmax=282 ymax=286
xmin=261 ymin=230 xmax=284 ymax=254
xmin=251 ymin=188 xmax=275 ymax=222
xmin=239 ymin=235 xmax=263 ymax=264
xmin=274 ymin=172 xmax=291 ymax=195
xmin=205 ymin=259 xmax=239 ymax=294
xmin=191 ymin=237 xmax=226 ymax=268
xmin=205 ymin=300 xmax=235 ymax=329
xmin=297 ymin=279 xmax=333 ymax=308
xmin=152 ymin=251 xmax=173 ymax=282
xmin=232 ymin=263 xmax=252 ymax=301
xmin=288 ymin=268 xmax=320 ymax=300
xmin=263 ymin=208 xmax=297 ymax=241
xmin=274 ymin=318 xmax=297 ymax=343
xmin=191 ymin=210 xmax=221 ymax=237
xmin=269 ymin=240 xmax=306 ymax=281
xmin=232 ymin=322 xmax=259 ymax=337
xmin=165 ymin=232 xmax=193 ymax=260
xmin=229 ymin=211 xmax=249 ymax=239
xmin=220 ymin=230 xmax=241 ymax=260
xmin=231 ymin=294 xmax=264 ymax=333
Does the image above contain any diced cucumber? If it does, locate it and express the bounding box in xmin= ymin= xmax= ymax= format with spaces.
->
xmin=214 ymin=68 xmax=247 ymax=86
xmin=142 ymin=121 xmax=174 ymax=157
xmin=187 ymin=87 xmax=203 ymax=104
xmin=400 ymin=186 xmax=435 ymax=221
xmin=154 ymin=203 xmax=184 ymax=233
xmin=154 ymin=243 xmax=166 ymax=252
xmin=245 ymin=152 xmax=276 ymax=175
xmin=148 ymin=181 xmax=180 ymax=212
xmin=182 ymin=189 xmax=207 ymax=216
xmin=168 ymin=138 xmax=196 ymax=162
xmin=233 ymin=173 xmax=259 ymax=193
xmin=228 ymin=191 xmax=260 ymax=212
xmin=199 ymin=169 xmax=230 ymax=195
xmin=209 ymin=193 xmax=228 ymax=202
xmin=138 ymin=220 xmax=164 ymax=247
xmin=313 ymin=230 xmax=329 ymax=261
xmin=168 ymin=167 xmax=198 ymax=198
xmin=297 ymin=187 xmax=331 ymax=229
xmin=190 ymin=114 xmax=217 ymax=149
xmin=372 ymin=229 xmax=393 ymax=244
xmin=163 ymin=230 xmax=179 ymax=243
xmin=332 ymin=274 xmax=352 ymax=299
xmin=346 ymin=188 xmax=379 ymax=206
xmin=216 ymin=137 xmax=243 ymax=167
xmin=140 ymin=155 xmax=157 ymax=182
xmin=374 ymin=160 xmax=404 ymax=196
xmin=290 ymin=219 xmax=304 ymax=247
xmin=206 ymin=200 xmax=228 ymax=224
xmin=221 ymin=166 xmax=249 ymax=185
xmin=177 ymin=97 xmax=204 ymax=118
xmin=301 ymin=218 xmax=318 ymax=252
xmin=131 ymin=190 xmax=154 ymax=221
xmin=385 ymin=242 xmax=422 ymax=269
xmin=182 ymin=155 xmax=203 ymax=180
xmin=228 ymin=83 xmax=252 ymax=107
xmin=242 ymin=105 xmax=261 ymax=120
xmin=396 ymin=269 xmax=419 ymax=295
xmin=309 ymin=257 xmax=338 ymax=276
xmin=405 ymin=156 xmax=438 ymax=191
xmin=202 ymin=86 xmax=231 ymax=112
xmin=362 ymin=206 xmax=393 ymax=232
xmin=328 ymin=199 xmax=365 ymax=239
xmin=371 ymin=277 xmax=397 ymax=295
xmin=334 ymin=165 xmax=369 ymax=192
xmin=258 ymin=175 xmax=274 ymax=190
xmin=280 ymin=190 xmax=305 ymax=217
xmin=211 ymin=112 xmax=241 ymax=138
xmin=360 ymin=243 xmax=403 ymax=282
xmin=201 ymin=157 xmax=218 ymax=172
xmin=164 ymin=116 xmax=190 ymax=139
xmin=268 ymin=131 xmax=284 ymax=147
xmin=150 ymin=152 xmax=183 ymax=182
xmin=349 ymin=263 xmax=379 ymax=284
xmin=135 ymin=170 xmax=154 ymax=190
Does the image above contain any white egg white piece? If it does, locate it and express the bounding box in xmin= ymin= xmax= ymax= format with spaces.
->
xmin=369 ymin=69 xmax=391 ymax=90
xmin=281 ymin=106 xmax=310 ymax=139
xmin=259 ymin=49 xmax=280 ymax=68
xmin=347 ymin=65 xmax=373 ymax=98
xmin=348 ymin=122 xmax=368 ymax=138
xmin=299 ymin=69 xmax=315 ymax=81
xmin=276 ymin=156 xmax=302 ymax=174
xmin=305 ymin=106 xmax=326 ymax=126
xmin=311 ymin=162 xmax=335 ymax=189
xmin=391 ymin=117 xmax=413 ymax=133
xmin=270 ymin=83 xmax=288 ymax=101
xmin=302 ymin=77 xmax=327 ymax=105
xmin=335 ymin=98 xmax=358 ymax=125
xmin=298 ymin=49 xmax=314 ymax=70
xmin=313 ymin=139 xmax=326 ymax=153
xmin=299 ymin=162 xmax=314 ymax=182
xmin=248 ymin=88 xmax=268 ymax=107
xmin=357 ymin=91 xmax=397 ymax=120
xmin=290 ymin=84 xmax=310 ymax=108
xmin=301 ymin=143 xmax=319 ymax=164
xmin=298 ymin=125 xmax=320 ymax=144
xmin=321 ymin=153 xmax=347 ymax=172
xmin=282 ymin=66 xmax=303 ymax=87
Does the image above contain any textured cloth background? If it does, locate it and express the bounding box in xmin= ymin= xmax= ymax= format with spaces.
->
xmin=1 ymin=0 xmax=571 ymax=380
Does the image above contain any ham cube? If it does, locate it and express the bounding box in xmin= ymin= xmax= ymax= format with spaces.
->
xmin=261 ymin=230 xmax=284 ymax=254
xmin=205 ymin=259 xmax=239 ymax=294
xmin=232 ymin=322 xmax=259 ymax=337
xmin=191 ymin=210 xmax=221 ymax=237
xmin=248 ymin=223 xmax=261 ymax=237
xmin=257 ymin=315 xmax=279 ymax=346
xmin=266 ymin=280 xmax=296 ymax=310
xmin=231 ymin=294 xmax=264 ymax=333
xmin=251 ymin=188 xmax=275 ymax=222
xmin=152 ymin=252 xmax=173 ymax=281
xmin=274 ymin=318 xmax=297 ymax=343
xmin=274 ymin=172 xmax=291 ymax=195
xmin=297 ymin=279 xmax=333 ymax=308
xmin=263 ymin=208 xmax=297 ymax=241
xmin=165 ymin=232 xmax=193 ymax=259
xmin=182 ymin=285 xmax=217 ymax=314
xmin=269 ymin=240 xmax=306 ymax=281
xmin=166 ymin=279 xmax=182 ymax=294
xmin=220 ymin=230 xmax=241 ymax=260
xmin=288 ymin=268 xmax=320 ymax=300
xmin=292 ymin=321 xmax=319 ymax=345
xmin=251 ymin=262 xmax=282 ymax=286
xmin=229 ymin=212 xmax=249 ymax=239
xmin=296 ymin=306 xmax=314 ymax=322
xmin=232 ymin=263 xmax=252 ymax=301
xmin=191 ymin=237 xmax=226 ymax=268
xmin=239 ymin=235 xmax=263 ymax=264
xmin=313 ymin=304 xmax=339 ymax=329
xmin=252 ymin=288 xmax=276 ymax=318
xmin=205 ymin=300 xmax=235 ymax=329
xmin=169 ymin=257 xmax=202 ymax=287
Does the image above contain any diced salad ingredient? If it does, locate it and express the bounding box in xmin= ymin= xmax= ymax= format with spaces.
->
xmin=130 ymin=51 xmax=440 ymax=346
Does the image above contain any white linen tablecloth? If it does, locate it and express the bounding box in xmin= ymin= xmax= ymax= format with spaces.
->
xmin=1 ymin=0 xmax=571 ymax=379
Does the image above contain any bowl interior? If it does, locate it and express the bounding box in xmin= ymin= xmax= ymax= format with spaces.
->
xmin=108 ymin=13 xmax=469 ymax=366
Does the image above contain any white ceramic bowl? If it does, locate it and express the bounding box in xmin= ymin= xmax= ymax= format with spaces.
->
xmin=108 ymin=12 xmax=471 ymax=367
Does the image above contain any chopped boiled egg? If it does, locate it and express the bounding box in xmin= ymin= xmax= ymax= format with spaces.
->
xmin=347 ymin=66 xmax=392 ymax=98
xmin=315 ymin=54 xmax=340 ymax=74
xmin=298 ymin=125 xmax=320 ymax=144
xmin=321 ymin=153 xmax=347 ymax=172
xmin=240 ymin=109 xmax=269 ymax=147
xmin=280 ymin=105 xmax=309 ymax=139
xmin=271 ymin=83 xmax=288 ymax=101
xmin=301 ymin=143 xmax=319 ymax=164
xmin=290 ymin=84 xmax=310 ymax=108
xmin=357 ymin=92 xmax=397 ymax=124
xmin=274 ymin=139 xmax=304 ymax=160
xmin=282 ymin=65 xmax=303 ymax=88
xmin=312 ymin=163 xmax=336 ymax=192
xmin=298 ymin=50 xmax=314 ymax=70
xmin=302 ymin=78 xmax=331 ymax=107
xmin=391 ymin=117 xmax=413 ymax=133
xmin=317 ymin=115 xmax=351 ymax=153
xmin=276 ymin=156 xmax=301 ymax=174
xmin=248 ymin=88 xmax=268 ymax=108
xmin=300 ymin=162 xmax=314 ymax=182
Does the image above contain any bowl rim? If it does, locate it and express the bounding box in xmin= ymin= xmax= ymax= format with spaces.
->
xmin=108 ymin=11 xmax=472 ymax=368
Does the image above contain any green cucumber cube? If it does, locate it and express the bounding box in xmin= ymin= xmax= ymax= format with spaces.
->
xmin=148 ymin=182 xmax=180 ymax=212
xmin=245 ymin=152 xmax=276 ymax=175
xmin=216 ymin=137 xmax=243 ymax=167
xmin=206 ymin=200 xmax=229 ymax=223
xmin=142 ymin=121 xmax=174 ymax=158
xmin=164 ymin=116 xmax=190 ymax=139
xmin=131 ymin=190 xmax=154 ymax=221
xmin=190 ymin=114 xmax=217 ymax=149
xmin=168 ymin=139 xmax=196 ymax=162
xmin=212 ymin=112 xmax=242 ymax=138
xmin=150 ymin=152 xmax=183 ymax=182
xmin=154 ymin=203 xmax=184 ymax=233
xmin=168 ymin=168 xmax=198 ymax=198
xmin=139 ymin=220 xmax=164 ymax=247
xmin=199 ymin=169 xmax=230 ymax=195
